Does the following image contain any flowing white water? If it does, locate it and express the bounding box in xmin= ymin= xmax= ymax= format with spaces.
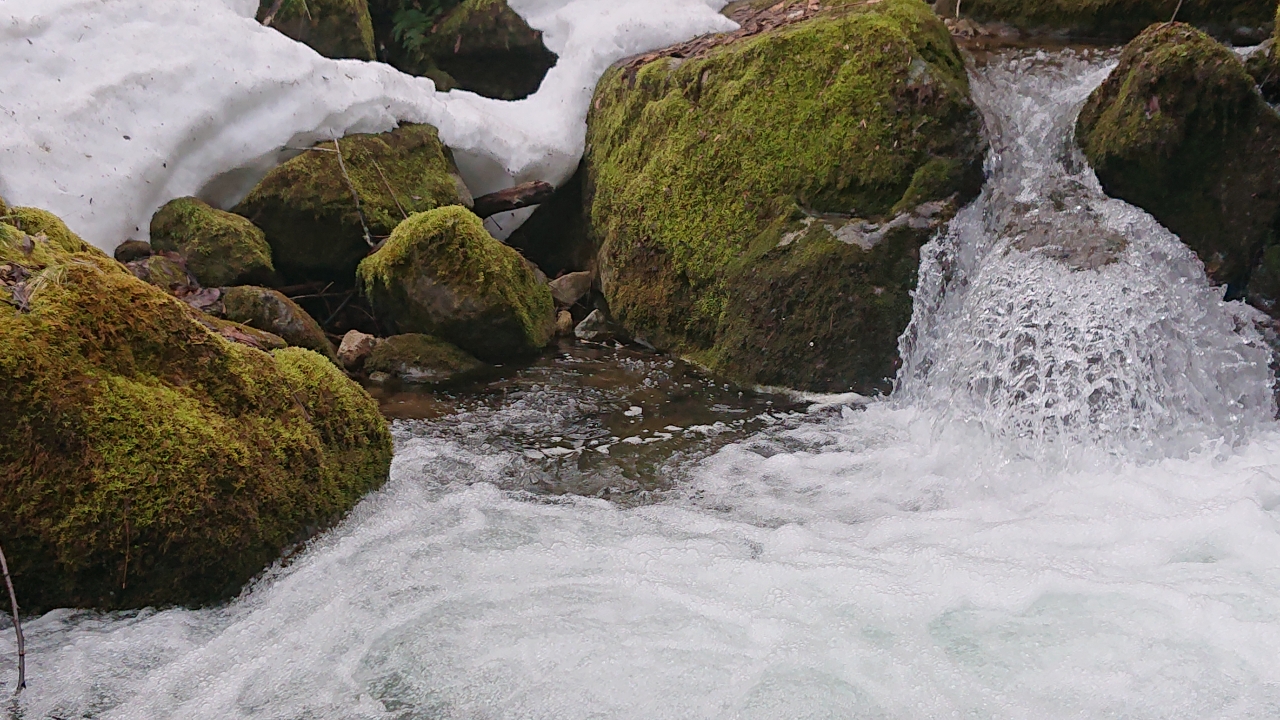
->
xmin=8 ymin=50 xmax=1280 ymax=720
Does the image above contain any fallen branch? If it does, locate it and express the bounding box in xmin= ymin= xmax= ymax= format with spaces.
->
xmin=471 ymin=181 xmax=555 ymax=219
xmin=332 ymin=138 xmax=376 ymax=248
xmin=370 ymin=158 xmax=409 ymax=221
xmin=0 ymin=544 xmax=25 ymax=694
xmin=1169 ymin=0 xmax=1183 ymax=23
xmin=260 ymin=0 xmax=286 ymax=26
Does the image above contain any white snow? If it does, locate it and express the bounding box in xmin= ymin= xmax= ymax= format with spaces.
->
xmin=0 ymin=0 xmax=735 ymax=251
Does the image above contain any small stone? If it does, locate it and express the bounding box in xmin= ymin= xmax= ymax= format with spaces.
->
xmin=113 ymin=239 xmax=153 ymax=264
xmin=338 ymin=329 xmax=381 ymax=371
xmin=549 ymin=270 xmax=593 ymax=307
xmin=368 ymin=371 xmax=391 ymax=384
xmin=126 ymin=252 xmax=197 ymax=293
xmin=556 ymin=310 xmax=575 ymax=335
xmin=219 ymin=286 xmax=337 ymax=363
xmin=364 ymin=333 xmax=485 ymax=384
xmin=574 ymin=309 xmax=610 ymax=342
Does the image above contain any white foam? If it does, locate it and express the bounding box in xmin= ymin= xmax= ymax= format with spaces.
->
xmin=0 ymin=0 xmax=734 ymax=250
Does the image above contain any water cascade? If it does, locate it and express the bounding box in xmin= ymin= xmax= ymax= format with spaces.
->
xmin=7 ymin=50 xmax=1280 ymax=720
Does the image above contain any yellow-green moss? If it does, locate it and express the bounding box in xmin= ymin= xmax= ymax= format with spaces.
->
xmin=150 ymin=197 xmax=275 ymax=287
xmin=257 ymin=0 xmax=376 ymax=60
xmin=2 ymin=206 xmax=98 ymax=255
xmin=358 ymin=206 xmax=555 ymax=360
xmin=960 ymin=0 xmax=1273 ymax=38
xmin=0 ymin=227 xmax=391 ymax=610
xmin=365 ymin=332 xmax=486 ymax=383
xmin=234 ymin=123 xmax=464 ymax=285
xmin=1077 ymin=22 xmax=1280 ymax=294
xmin=586 ymin=0 xmax=983 ymax=391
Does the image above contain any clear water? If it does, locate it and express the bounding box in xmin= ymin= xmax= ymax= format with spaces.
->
xmin=8 ymin=50 xmax=1280 ymax=720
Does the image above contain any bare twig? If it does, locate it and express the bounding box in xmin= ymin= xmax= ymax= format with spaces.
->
xmin=332 ymin=138 xmax=376 ymax=248
xmin=370 ymin=158 xmax=409 ymax=221
xmin=322 ymin=292 xmax=357 ymax=327
xmin=1169 ymin=0 xmax=1183 ymax=23
xmin=0 ymin=544 xmax=25 ymax=694
xmin=261 ymin=0 xmax=286 ymax=26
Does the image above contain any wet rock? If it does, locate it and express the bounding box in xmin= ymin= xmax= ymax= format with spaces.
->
xmin=504 ymin=168 xmax=595 ymax=278
xmin=219 ymin=286 xmax=338 ymax=362
xmin=338 ymin=329 xmax=381 ymax=371
xmin=126 ymin=252 xmax=198 ymax=294
xmin=0 ymin=218 xmax=391 ymax=611
xmin=586 ymin=0 xmax=984 ymax=393
xmin=549 ymin=270 xmax=594 ymax=307
xmin=150 ymin=197 xmax=276 ymax=288
xmin=257 ymin=0 xmax=376 ymax=60
xmin=1246 ymin=5 xmax=1280 ymax=103
xmin=409 ymin=0 xmax=556 ymax=100
xmin=234 ymin=124 xmax=467 ymax=285
xmin=113 ymin=240 xmax=153 ymax=264
xmin=947 ymin=0 xmax=1274 ymax=41
xmin=364 ymin=333 xmax=486 ymax=383
xmin=1077 ymin=23 xmax=1280 ymax=296
xmin=574 ymin=309 xmax=610 ymax=342
xmin=556 ymin=309 xmax=575 ymax=335
xmin=357 ymin=205 xmax=556 ymax=361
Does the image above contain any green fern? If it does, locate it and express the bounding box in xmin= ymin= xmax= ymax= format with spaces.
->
xmin=391 ymin=0 xmax=461 ymax=52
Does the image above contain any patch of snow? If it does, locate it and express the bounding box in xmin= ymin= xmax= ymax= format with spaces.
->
xmin=0 ymin=0 xmax=735 ymax=250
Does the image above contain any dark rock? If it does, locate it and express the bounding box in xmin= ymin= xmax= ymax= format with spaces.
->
xmin=1246 ymin=5 xmax=1280 ymax=103
xmin=257 ymin=0 xmax=376 ymax=60
xmin=234 ymin=124 xmax=468 ymax=286
xmin=150 ymin=197 xmax=276 ymax=288
xmin=364 ymin=333 xmax=486 ymax=383
xmin=504 ymin=166 xmax=595 ymax=278
xmin=1077 ymin=22 xmax=1280 ymax=296
xmin=414 ymin=0 xmax=557 ymax=100
xmin=586 ymin=0 xmax=984 ymax=393
xmin=219 ymin=286 xmax=338 ymax=362
xmin=357 ymin=205 xmax=556 ymax=361
xmin=113 ymin=240 xmax=153 ymax=264
xmin=950 ymin=0 xmax=1275 ymax=41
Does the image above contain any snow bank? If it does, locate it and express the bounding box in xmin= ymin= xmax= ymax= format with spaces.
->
xmin=0 ymin=0 xmax=735 ymax=250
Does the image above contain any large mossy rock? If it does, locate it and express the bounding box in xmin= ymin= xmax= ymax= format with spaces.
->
xmin=415 ymin=0 xmax=557 ymax=100
xmin=219 ymin=285 xmax=338 ymax=362
xmin=365 ymin=333 xmax=486 ymax=383
xmin=585 ymin=0 xmax=984 ymax=393
xmin=0 ymin=222 xmax=391 ymax=611
xmin=150 ymin=197 xmax=276 ymax=288
xmin=357 ymin=206 xmax=555 ymax=361
xmin=947 ymin=0 xmax=1274 ymax=40
xmin=234 ymin=124 xmax=467 ymax=285
xmin=257 ymin=0 xmax=377 ymax=60
xmin=1077 ymin=22 xmax=1280 ymax=296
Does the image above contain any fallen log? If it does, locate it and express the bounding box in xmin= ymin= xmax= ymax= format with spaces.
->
xmin=471 ymin=181 xmax=555 ymax=219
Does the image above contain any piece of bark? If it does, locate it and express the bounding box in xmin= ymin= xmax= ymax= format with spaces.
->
xmin=471 ymin=181 xmax=555 ymax=219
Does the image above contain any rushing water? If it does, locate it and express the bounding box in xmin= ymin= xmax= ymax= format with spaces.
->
xmin=9 ymin=49 xmax=1280 ymax=720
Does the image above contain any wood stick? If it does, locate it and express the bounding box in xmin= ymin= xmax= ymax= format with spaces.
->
xmin=332 ymin=138 xmax=376 ymax=248
xmin=370 ymin=158 xmax=409 ymax=220
xmin=0 ymin=544 xmax=25 ymax=694
xmin=1169 ymin=0 xmax=1183 ymax=23
xmin=471 ymin=181 xmax=556 ymax=219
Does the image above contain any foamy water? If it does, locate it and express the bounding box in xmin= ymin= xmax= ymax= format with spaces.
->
xmin=7 ymin=49 xmax=1280 ymax=720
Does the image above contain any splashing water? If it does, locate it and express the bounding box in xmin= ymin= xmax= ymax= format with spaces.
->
xmin=895 ymin=49 xmax=1275 ymax=456
xmin=7 ymin=50 xmax=1280 ymax=720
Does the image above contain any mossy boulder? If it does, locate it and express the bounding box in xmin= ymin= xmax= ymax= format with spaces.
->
xmin=257 ymin=0 xmax=377 ymax=60
xmin=414 ymin=0 xmax=557 ymax=100
xmin=365 ymin=333 xmax=486 ymax=383
xmin=0 ymin=223 xmax=391 ymax=610
xmin=1077 ymin=22 xmax=1280 ymax=296
xmin=125 ymin=252 xmax=198 ymax=293
xmin=150 ymin=197 xmax=276 ymax=288
xmin=585 ymin=0 xmax=984 ymax=393
xmin=234 ymin=124 xmax=467 ymax=285
xmin=219 ymin=285 xmax=338 ymax=362
xmin=357 ymin=206 xmax=556 ymax=361
xmin=949 ymin=0 xmax=1274 ymax=40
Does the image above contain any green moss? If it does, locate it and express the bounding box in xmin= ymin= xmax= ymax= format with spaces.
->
xmin=125 ymin=253 xmax=194 ymax=292
xmin=416 ymin=0 xmax=557 ymax=99
xmin=960 ymin=0 xmax=1274 ymax=38
xmin=220 ymin=285 xmax=337 ymax=362
xmin=1077 ymin=22 xmax=1280 ymax=293
xmin=150 ymin=197 xmax=276 ymax=287
xmin=2 ymin=206 xmax=97 ymax=255
xmin=257 ymin=0 xmax=376 ymax=60
xmin=365 ymin=333 xmax=486 ymax=383
xmin=586 ymin=0 xmax=983 ymax=391
xmin=0 ymin=226 xmax=391 ymax=611
xmin=234 ymin=123 xmax=464 ymax=285
xmin=358 ymin=206 xmax=555 ymax=360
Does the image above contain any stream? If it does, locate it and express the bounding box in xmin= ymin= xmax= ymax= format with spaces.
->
xmin=7 ymin=48 xmax=1280 ymax=720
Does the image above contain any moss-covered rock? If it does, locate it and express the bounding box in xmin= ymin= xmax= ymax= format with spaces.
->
xmin=1246 ymin=4 xmax=1280 ymax=103
xmin=125 ymin=252 xmax=198 ymax=293
xmin=2 ymin=206 xmax=96 ymax=254
xmin=0 ymin=223 xmax=391 ymax=611
xmin=257 ymin=0 xmax=377 ymax=60
xmin=365 ymin=333 xmax=486 ymax=383
xmin=219 ymin=285 xmax=338 ymax=362
xmin=234 ymin=124 xmax=467 ymax=285
xmin=150 ymin=197 xmax=276 ymax=288
xmin=952 ymin=0 xmax=1274 ymax=40
xmin=586 ymin=0 xmax=984 ymax=393
xmin=358 ymin=206 xmax=556 ymax=360
xmin=1077 ymin=22 xmax=1280 ymax=296
xmin=413 ymin=0 xmax=557 ymax=100
xmin=113 ymin=240 xmax=153 ymax=264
